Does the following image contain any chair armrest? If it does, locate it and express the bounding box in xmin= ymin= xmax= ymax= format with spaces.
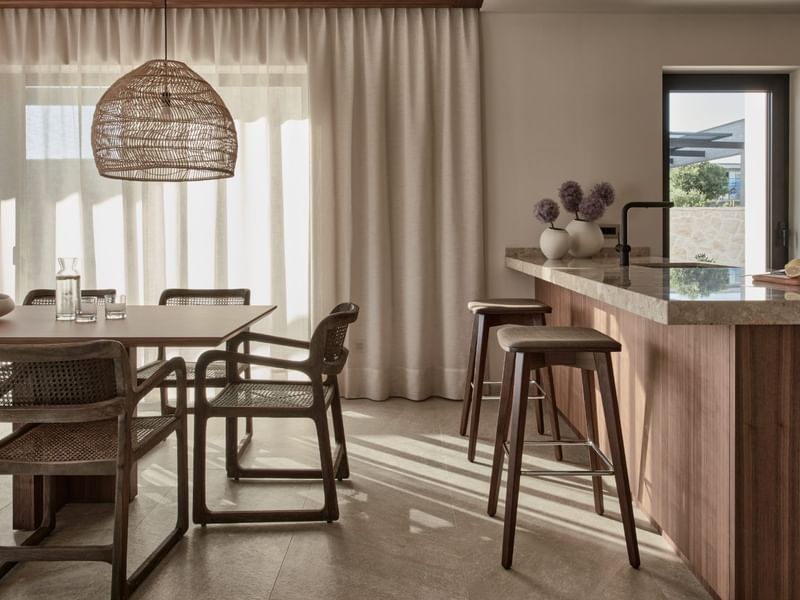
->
xmin=196 ymin=350 xmax=310 ymax=379
xmin=229 ymin=332 xmax=310 ymax=351
xmin=132 ymin=357 xmax=187 ymax=414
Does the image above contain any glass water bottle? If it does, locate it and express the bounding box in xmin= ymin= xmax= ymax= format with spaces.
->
xmin=55 ymin=257 xmax=81 ymax=321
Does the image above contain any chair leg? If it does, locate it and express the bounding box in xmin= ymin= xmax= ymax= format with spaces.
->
xmin=594 ymin=352 xmax=640 ymax=569
xmin=502 ymin=352 xmax=531 ymax=570
xmin=314 ymin=414 xmax=339 ymax=523
xmin=159 ymin=386 xmax=169 ymax=416
xmin=176 ymin=414 xmax=189 ymax=534
xmin=243 ymin=417 xmax=254 ymax=450
xmin=225 ymin=417 xmax=240 ymax=479
xmin=467 ymin=315 xmax=489 ymax=462
xmin=581 ymin=369 xmax=604 ymax=515
xmin=459 ymin=315 xmax=480 ymax=436
xmin=542 ymin=366 xmax=563 ymax=462
xmin=330 ymin=380 xmax=350 ymax=480
xmin=111 ymin=430 xmax=132 ymax=600
xmin=193 ymin=410 xmax=210 ymax=526
xmin=488 ymin=351 xmax=515 ymax=517
xmin=127 ymin=420 xmax=189 ymax=596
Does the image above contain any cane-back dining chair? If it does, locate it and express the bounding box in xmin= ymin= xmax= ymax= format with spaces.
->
xmin=22 ymin=288 xmax=117 ymax=305
xmin=193 ymin=302 xmax=359 ymax=525
xmin=135 ymin=288 xmax=254 ymax=460
xmin=0 ymin=341 xmax=188 ymax=600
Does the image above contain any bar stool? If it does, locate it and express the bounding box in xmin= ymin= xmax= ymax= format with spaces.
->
xmin=487 ymin=325 xmax=640 ymax=570
xmin=459 ymin=298 xmax=562 ymax=463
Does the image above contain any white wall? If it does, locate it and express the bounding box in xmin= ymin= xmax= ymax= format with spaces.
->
xmin=481 ymin=12 xmax=800 ymax=296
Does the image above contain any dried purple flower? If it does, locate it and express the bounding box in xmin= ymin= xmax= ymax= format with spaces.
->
xmin=589 ymin=181 xmax=615 ymax=207
xmin=535 ymin=198 xmax=560 ymax=226
xmin=558 ymin=180 xmax=583 ymax=214
xmin=577 ymin=194 xmax=606 ymax=222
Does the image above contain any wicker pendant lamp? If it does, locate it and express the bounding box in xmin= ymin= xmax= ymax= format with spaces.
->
xmin=91 ymin=2 xmax=237 ymax=182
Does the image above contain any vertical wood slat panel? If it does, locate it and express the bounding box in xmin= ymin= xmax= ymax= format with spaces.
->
xmin=734 ymin=325 xmax=800 ymax=600
xmin=535 ymin=278 xmax=733 ymax=599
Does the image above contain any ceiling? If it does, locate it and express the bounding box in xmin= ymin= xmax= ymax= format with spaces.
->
xmin=482 ymin=0 xmax=800 ymax=12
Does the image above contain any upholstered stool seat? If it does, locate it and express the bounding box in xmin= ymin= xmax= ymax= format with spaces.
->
xmin=498 ymin=326 xmax=622 ymax=353
xmin=488 ymin=324 xmax=640 ymax=571
xmin=460 ymin=298 xmax=561 ymax=463
xmin=468 ymin=298 xmax=552 ymax=315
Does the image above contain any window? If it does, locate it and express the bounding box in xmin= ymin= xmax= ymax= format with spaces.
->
xmin=663 ymin=74 xmax=789 ymax=271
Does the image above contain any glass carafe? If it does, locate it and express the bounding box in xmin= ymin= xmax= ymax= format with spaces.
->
xmin=55 ymin=257 xmax=81 ymax=321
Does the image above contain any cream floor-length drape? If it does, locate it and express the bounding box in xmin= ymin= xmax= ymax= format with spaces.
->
xmin=0 ymin=8 xmax=484 ymax=400
xmin=306 ymin=9 xmax=484 ymax=400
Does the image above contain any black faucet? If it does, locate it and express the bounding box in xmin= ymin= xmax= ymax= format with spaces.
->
xmin=616 ymin=201 xmax=674 ymax=266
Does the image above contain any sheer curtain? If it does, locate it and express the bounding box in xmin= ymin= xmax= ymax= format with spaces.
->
xmin=0 ymin=8 xmax=312 ymax=345
xmin=0 ymin=8 xmax=483 ymax=400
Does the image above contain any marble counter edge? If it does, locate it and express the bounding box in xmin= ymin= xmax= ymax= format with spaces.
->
xmin=505 ymin=254 xmax=800 ymax=326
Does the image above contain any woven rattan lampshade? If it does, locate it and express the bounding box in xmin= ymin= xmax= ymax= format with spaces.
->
xmin=91 ymin=59 xmax=238 ymax=182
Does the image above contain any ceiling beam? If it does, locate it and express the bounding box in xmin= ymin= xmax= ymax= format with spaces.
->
xmin=0 ymin=1 xmax=482 ymax=7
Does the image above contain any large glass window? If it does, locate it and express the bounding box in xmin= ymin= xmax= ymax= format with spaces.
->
xmin=0 ymin=68 xmax=311 ymax=344
xmin=663 ymin=74 xmax=789 ymax=271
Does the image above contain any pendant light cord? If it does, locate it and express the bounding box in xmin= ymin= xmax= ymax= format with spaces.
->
xmin=163 ymin=0 xmax=168 ymax=63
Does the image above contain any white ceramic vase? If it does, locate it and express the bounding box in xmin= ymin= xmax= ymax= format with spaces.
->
xmin=0 ymin=294 xmax=15 ymax=318
xmin=566 ymin=219 xmax=604 ymax=258
xmin=539 ymin=227 xmax=570 ymax=260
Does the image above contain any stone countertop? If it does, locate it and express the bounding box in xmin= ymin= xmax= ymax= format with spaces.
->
xmin=506 ymin=248 xmax=800 ymax=325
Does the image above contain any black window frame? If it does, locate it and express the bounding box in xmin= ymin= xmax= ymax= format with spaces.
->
xmin=662 ymin=73 xmax=790 ymax=269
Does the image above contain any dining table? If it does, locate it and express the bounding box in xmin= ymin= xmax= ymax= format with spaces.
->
xmin=0 ymin=303 xmax=277 ymax=530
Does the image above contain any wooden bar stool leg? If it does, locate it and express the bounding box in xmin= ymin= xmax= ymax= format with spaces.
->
xmin=467 ymin=315 xmax=490 ymax=462
xmin=594 ymin=352 xmax=640 ymax=568
xmin=542 ymin=366 xmax=563 ymax=461
xmin=502 ymin=352 xmax=531 ymax=569
xmin=532 ymin=314 xmax=547 ymax=435
xmin=488 ymin=350 xmax=515 ymax=517
xmin=533 ymin=368 xmax=545 ymax=435
xmin=581 ymin=369 xmax=604 ymax=515
xmin=459 ymin=315 xmax=480 ymax=436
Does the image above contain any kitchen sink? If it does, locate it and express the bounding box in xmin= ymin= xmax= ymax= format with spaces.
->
xmin=637 ymin=262 xmax=730 ymax=269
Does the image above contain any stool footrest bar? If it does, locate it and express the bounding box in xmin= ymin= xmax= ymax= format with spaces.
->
xmin=502 ymin=440 xmax=615 ymax=477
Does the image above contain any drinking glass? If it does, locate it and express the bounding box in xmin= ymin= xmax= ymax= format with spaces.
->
xmin=105 ymin=294 xmax=127 ymax=320
xmin=75 ymin=298 xmax=97 ymax=323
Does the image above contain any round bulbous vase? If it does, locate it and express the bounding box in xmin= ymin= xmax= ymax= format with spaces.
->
xmin=566 ymin=219 xmax=604 ymax=258
xmin=539 ymin=227 xmax=570 ymax=260
xmin=0 ymin=294 xmax=15 ymax=318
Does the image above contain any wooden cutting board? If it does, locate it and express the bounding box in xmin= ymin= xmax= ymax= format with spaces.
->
xmin=752 ymin=272 xmax=800 ymax=287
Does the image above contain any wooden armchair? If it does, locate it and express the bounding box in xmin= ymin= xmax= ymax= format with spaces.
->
xmin=0 ymin=340 xmax=188 ymax=600
xmin=193 ymin=302 xmax=359 ymax=525
xmin=135 ymin=288 xmax=254 ymax=460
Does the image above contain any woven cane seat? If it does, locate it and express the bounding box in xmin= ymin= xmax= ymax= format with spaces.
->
xmin=468 ymin=298 xmax=551 ymax=315
xmin=210 ymin=382 xmax=334 ymax=410
xmin=497 ymin=326 xmax=621 ymax=353
xmin=0 ymin=416 xmax=176 ymax=469
xmin=137 ymin=360 xmax=240 ymax=384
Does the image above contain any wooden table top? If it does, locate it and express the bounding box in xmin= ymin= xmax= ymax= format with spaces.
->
xmin=0 ymin=305 xmax=276 ymax=346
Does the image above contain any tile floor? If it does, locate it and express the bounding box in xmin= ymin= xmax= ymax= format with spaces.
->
xmin=0 ymin=398 xmax=710 ymax=599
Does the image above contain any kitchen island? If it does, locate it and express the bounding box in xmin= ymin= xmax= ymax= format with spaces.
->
xmin=506 ymin=248 xmax=800 ymax=600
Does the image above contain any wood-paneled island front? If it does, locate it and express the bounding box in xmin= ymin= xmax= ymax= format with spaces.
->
xmin=506 ymin=248 xmax=800 ymax=600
